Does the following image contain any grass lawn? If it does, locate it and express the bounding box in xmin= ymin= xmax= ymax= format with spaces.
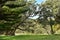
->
xmin=0 ymin=35 xmax=60 ymax=40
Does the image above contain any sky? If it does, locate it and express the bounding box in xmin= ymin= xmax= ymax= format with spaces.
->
xmin=36 ymin=0 xmax=45 ymax=4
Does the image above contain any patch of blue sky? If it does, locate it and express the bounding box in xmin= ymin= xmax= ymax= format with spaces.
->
xmin=29 ymin=15 xmax=39 ymax=19
xmin=36 ymin=0 xmax=46 ymax=4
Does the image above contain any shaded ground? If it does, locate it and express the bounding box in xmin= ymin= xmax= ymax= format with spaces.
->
xmin=0 ymin=35 xmax=60 ymax=40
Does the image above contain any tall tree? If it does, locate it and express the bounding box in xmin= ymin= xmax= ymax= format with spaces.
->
xmin=35 ymin=0 xmax=59 ymax=34
xmin=0 ymin=0 xmax=31 ymax=35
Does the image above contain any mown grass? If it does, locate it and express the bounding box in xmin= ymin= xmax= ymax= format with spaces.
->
xmin=0 ymin=35 xmax=60 ymax=40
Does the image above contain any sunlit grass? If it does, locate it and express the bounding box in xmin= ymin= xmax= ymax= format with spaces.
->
xmin=0 ymin=35 xmax=60 ymax=40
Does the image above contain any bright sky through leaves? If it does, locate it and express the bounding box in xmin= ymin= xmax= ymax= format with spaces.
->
xmin=29 ymin=0 xmax=46 ymax=19
xmin=36 ymin=0 xmax=45 ymax=4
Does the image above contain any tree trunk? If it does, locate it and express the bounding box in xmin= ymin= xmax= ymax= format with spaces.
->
xmin=50 ymin=25 xmax=54 ymax=34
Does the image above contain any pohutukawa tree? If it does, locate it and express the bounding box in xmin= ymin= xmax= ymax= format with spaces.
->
xmin=37 ymin=0 xmax=60 ymax=34
xmin=0 ymin=0 xmax=33 ymax=35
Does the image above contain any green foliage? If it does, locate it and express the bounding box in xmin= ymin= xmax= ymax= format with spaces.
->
xmin=0 ymin=0 xmax=30 ymax=35
xmin=0 ymin=0 xmax=60 ymax=35
xmin=5 ymin=1 xmax=26 ymax=8
xmin=38 ymin=0 xmax=60 ymax=34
